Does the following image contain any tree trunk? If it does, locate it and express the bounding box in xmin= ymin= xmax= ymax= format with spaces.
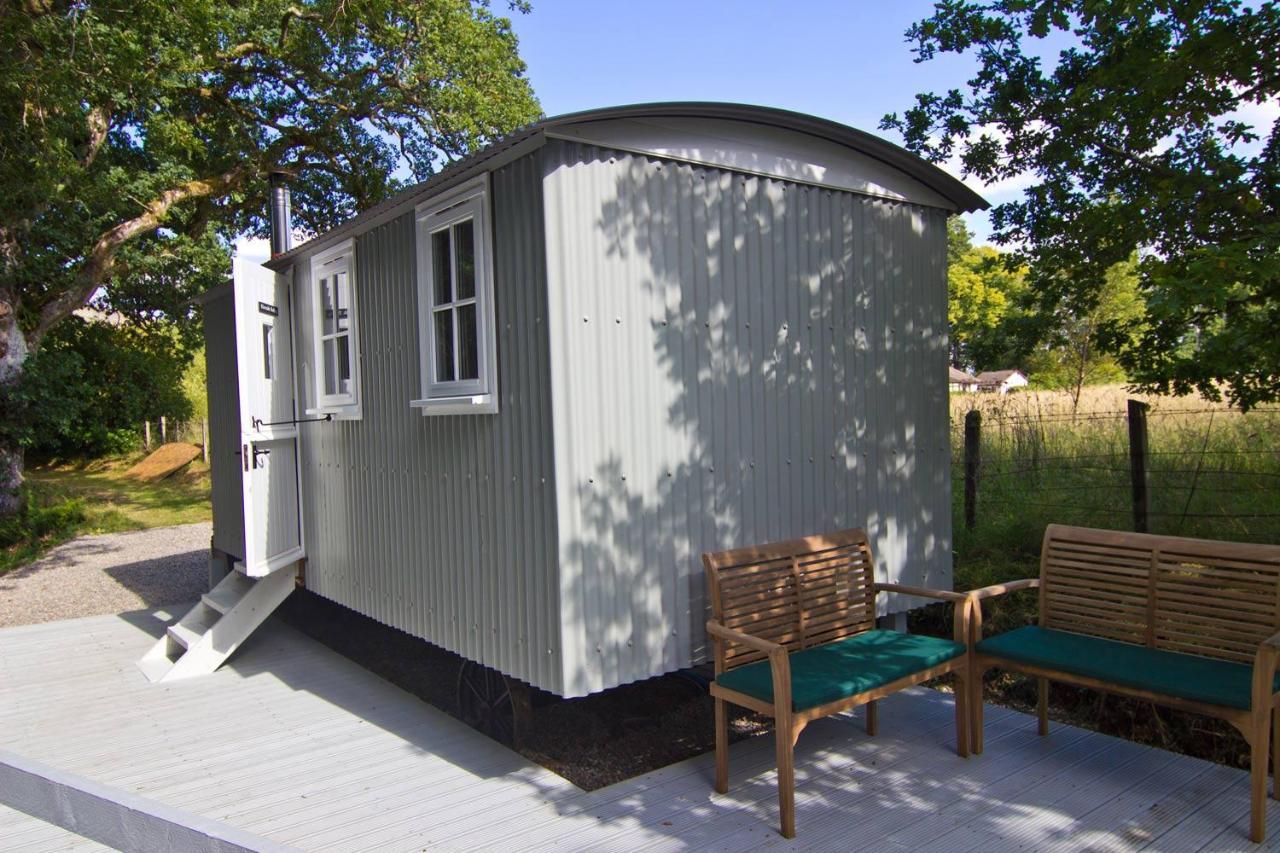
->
xmin=0 ymin=293 xmax=29 ymax=515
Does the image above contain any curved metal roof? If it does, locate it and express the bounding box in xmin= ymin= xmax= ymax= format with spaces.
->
xmin=266 ymin=102 xmax=988 ymax=269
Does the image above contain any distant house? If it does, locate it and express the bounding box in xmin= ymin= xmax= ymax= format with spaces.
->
xmin=949 ymin=366 xmax=980 ymax=392
xmin=977 ymin=369 xmax=1029 ymax=394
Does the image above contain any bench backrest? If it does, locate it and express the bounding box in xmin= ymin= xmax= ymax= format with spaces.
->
xmin=704 ymin=529 xmax=876 ymax=672
xmin=1040 ymin=524 xmax=1280 ymax=664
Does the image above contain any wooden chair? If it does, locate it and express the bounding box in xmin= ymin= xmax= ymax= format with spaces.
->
xmin=969 ymin=524 xmax=1280 ymax=843
xmin=704 ymin=528 xmax=971 ymax=838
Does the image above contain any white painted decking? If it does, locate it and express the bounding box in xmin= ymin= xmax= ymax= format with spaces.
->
xmin=1 ymin=609 xmax=1277 ymax=852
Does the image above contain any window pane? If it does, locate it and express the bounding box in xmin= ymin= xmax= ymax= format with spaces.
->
xmin=322 ymin=338 xmax=338 ymax=396
xmin=458 ymin=304 xmax=478 ymax=380
xmin=334 ymin=270 xmax=350 ymax=333
xmin=454 ymin=220 xmax=475 ymax=300
xmin=434 ymin=310 xmax=455 ymax=382
xmin=262 ymin=323 xmax=274 ymax=380
xmin=320 ymin=276 xmax=335 ymax=335
xmin=336 ymin=334 xmax=351 ymax=395
xmin=432 ymin=229 xmax=452 ymax=306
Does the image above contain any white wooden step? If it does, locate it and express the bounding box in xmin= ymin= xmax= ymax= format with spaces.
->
xmin=166 ymin=603 xmax=217 ymax=650
xmin=136 ymin=562 xmax=298 ymax=682
xmin=201 ymin=572 xmax=254 ymax=614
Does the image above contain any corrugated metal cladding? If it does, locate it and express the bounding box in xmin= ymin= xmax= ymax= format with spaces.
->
xmin=291 ymin=156 xmax=565 ymax=693
xmin=203 ymin=288 xmax=245 ymax=559
xmin=542 ymin=140 xmax=952 ymax=696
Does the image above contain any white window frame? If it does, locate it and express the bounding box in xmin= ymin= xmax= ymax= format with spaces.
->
xmin=306 ymin=239 xmax=362 ymax=418
xmin=412 ymin=175 xmax=499 ymax=415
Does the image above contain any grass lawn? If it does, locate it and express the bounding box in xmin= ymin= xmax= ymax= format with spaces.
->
xmin=0 ymin=455 xmax=211 ymax=575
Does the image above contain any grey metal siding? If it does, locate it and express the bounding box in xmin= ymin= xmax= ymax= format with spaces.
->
xmin=204 ymin=288 xmax=245 ymax=559
xmin=542 ymin=141 xmax=952 ymax=696
xmin=291 ymin=155 xmax=564 ymax=693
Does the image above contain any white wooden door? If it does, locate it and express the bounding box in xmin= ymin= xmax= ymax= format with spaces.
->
xmin=233 ymin=257 xmax=303 ymax=576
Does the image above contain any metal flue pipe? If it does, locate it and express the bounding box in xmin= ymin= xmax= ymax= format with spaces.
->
xmin=268 ymin=172 xmax=292 ymax=257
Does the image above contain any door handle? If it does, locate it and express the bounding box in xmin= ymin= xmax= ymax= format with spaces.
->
xmin=252 ymin=446 xmax=271 ymax=469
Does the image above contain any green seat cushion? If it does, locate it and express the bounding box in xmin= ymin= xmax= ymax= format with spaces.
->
xmin=977 ymin=625 xmax=1279 ymax=711
xmin=714 ymin=630 xmax=966 ymax=712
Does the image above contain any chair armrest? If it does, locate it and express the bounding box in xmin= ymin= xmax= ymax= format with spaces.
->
xmin=966 ymin=578 xmax=1040 ymax=600
xmin=706 ymin=620 xmax=785 ymax=656
xmin=873 ymin=582 xmax=968 ymax=604
xmin=872 ymin=584 xmax=972 ymax=646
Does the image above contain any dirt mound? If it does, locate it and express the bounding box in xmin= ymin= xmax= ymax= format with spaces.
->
xmin=125 ymin=442 xmax=203 ymax=481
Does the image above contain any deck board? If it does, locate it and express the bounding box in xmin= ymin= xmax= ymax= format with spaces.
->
xmin=0 ymin=608 xmax=1275 ymax=852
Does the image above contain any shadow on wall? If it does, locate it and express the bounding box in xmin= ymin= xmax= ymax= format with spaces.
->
xmin=549 ymin=144 xmax=951 ymax=695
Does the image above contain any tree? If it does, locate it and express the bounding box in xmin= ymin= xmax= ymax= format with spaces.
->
xmin=17 ymin=315 xmax=197 ymax=459
xmin=1026 ymin=256 xmax=1145 ymax=413
xmin=946 ymin=218 xmax=1030 ymax=370
xmin=0 ymin=0 xmax=541 ymax=511
xmin=883 ymin=1 xmax=1280 ymax=410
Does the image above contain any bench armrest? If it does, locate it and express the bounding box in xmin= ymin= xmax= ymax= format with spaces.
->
xmin=966 ymin=578 xmax=1040 ymax=600
xmin=873 ymin=582 xmax=968 ymax=604
xmin=706 ymin=620 xmax=785 ymax=656
xmin=706 ymin=620 xmax=794 ymax=715
xmin=873 ymin=583 xmax=972 ymax=646
xmin=1254 ymin=631 xmax=1280 ymax=710
xmin=966 ymin=578 xmax=1039 ymax=645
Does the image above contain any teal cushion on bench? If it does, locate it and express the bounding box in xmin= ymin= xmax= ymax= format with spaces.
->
xmin=977 ymin=625 xmax=1279 ymax=711
xmin=714 ymin=629 xmax=966 ymax=712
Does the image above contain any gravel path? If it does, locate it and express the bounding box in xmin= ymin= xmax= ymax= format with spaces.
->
xmin=0 ymin=522 xmax=211 ymax=627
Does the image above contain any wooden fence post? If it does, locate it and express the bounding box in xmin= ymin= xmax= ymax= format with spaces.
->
xmin=1128 ymin=399 xmax=1150 ymax=533
xmin=160 ymin=415 xmax=167 ymax=444
xmin=964 ymin=409 xmax=981 ymax=531
xmin=201 ymin=419 xmax=209 ymax=463
xmin=144 ymin=421 xmax=151 ymax=451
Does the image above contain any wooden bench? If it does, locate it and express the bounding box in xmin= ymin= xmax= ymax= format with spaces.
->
xmin=969 ymin=524 xmax=1280 ymax=843
xmin=704 ymin=528 xmax=972 ymax=838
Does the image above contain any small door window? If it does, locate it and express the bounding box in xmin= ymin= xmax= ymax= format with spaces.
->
xmin=262 ymin=322 xmax=275 ymax=380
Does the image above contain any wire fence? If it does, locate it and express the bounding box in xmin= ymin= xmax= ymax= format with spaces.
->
xmin=953 ymin=401 xmax=1280 ymax=536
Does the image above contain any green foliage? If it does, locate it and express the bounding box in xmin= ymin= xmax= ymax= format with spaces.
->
xmin=0 ymin=0 xmax=540 ymax=354
xmin=1024 ymin=257 xmax=1145 ymax=408
xmin=14 ymin=317 xmax=196 ymax=459
xmin=947 ymin=219 xmax=1031 ymax=371
xmin=182 ymin=346 xmax=209 ymax=421
xmin=885 ymin=1 xmax=1280 ymax=409
xmin=0 ymin=486 xmax=86 ymax=576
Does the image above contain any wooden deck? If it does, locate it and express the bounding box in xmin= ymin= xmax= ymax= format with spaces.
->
xmin=1 ymin=608 xmax=1277 ymax=851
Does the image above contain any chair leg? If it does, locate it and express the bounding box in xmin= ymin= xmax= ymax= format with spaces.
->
xmin=1037 ymin=677 xmax=1050 ymax=736
xmin=971 ymin=665 xmax=987 ymax=755
xmin=776 ymin=716 xmax=805 ymax=839
xmin=954 ymin=671 xmax=970 ymax=758
xmin=1273 ymin=709 xmax=1279 ymax=800
xmin=714 ymin=697 xmax=728 ymax=795
xmin=1251 ymin=712 xmax=1270 ymax=843
xmin=866 ymin=700 xmax=878 ymax=736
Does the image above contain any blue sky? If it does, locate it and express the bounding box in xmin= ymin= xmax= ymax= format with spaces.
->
xmin=507 ymin=1 xmax=1006 ymax=242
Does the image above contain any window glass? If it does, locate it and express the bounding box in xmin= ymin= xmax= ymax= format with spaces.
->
xmin=334 ymin=270 xmax=349 ymax=333
xmin=321 ymin=276 xmax=335 ymax=335
xmin=434 ymin=310 xmax=455 ymax=382
xmin=455 ymin=221 xmax=475 ymax=300
xmin=336 ymin=336 xmax=351 ymax=392
xmin=432 ymin=229 xmax=451 ymax=305
xmin=457 ymin=303 xmax=478 ymax=380
xmin=262 ymin=323 xmax=274 ymax=380
xmin=323 ymin=338 xmax=338 ymax=396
